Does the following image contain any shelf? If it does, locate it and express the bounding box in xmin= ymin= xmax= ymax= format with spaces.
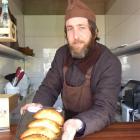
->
xmin=111 ymin=40 xmax=140 ymax=56
xmin=0 ymin=43 xmax=25 ymax=59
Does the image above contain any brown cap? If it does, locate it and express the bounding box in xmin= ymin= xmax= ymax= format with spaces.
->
xmin=65 ymin=0 xmax=96 ymax=22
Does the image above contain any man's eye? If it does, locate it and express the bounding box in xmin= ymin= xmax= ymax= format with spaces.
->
xmin=67 ymin=27 xmax=73 ymax=31
xmin=79 ymin=26 xmax=86 ymax=30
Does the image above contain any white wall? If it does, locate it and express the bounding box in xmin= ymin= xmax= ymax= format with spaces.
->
xmin=24 ymin=15 xmax=105 ymax=91
xmin=0 ymin=0 xmax=24 ymax=93
xmin=105 ymin=0 xmax=140 ymax=83
xmin=24 ymin=15 xmax=65 ymax=91
xmin=96 ymin=15 xmax=105 ymax=44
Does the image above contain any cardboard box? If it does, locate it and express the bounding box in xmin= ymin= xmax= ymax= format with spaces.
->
xmin=0 ymin=94 xmax=18 ymax=131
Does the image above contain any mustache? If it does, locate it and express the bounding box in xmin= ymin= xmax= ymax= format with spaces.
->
xmin=72 ymin=40 xmax=84 ymax=44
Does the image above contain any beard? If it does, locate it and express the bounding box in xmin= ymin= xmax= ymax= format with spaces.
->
xmin=68 ymin=37 xmax=93 ymax=59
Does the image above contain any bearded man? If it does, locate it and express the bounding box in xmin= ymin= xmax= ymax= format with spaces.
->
xmin=21 ymin=0 xmax=121 ymax=139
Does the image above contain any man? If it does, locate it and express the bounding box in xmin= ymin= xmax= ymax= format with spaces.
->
xmin=21 ymin=0 xmax=121 ymax=139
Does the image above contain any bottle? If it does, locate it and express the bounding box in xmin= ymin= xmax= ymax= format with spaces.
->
xmin=0 ymin=0 xmax=9 ymax=27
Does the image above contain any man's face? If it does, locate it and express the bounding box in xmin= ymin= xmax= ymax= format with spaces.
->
xmin=66 ymin=17 xmax=93 ymax=58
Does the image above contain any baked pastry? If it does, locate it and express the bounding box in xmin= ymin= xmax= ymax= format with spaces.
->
xmin=21 ymin=134 xmax=49 ymax=140
xmin=33 ymin=108 xmax=64 ymax=126
xmin=28 ymin=119 xmax=60 ymax=134
xmin=20 ymin=108 xmax=64 ymax=140
xmin=20 ymin=127 xmax=58 ymax=139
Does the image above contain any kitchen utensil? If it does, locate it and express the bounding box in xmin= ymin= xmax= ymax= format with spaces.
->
xmin=15 ymin=70 xmax=24 ymax=86
xmin=12 ymin=67 xmax=21 ymax=86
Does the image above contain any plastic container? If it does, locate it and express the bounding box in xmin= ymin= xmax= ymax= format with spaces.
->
xmin=4 ymin=82 xmax=20 ymax=94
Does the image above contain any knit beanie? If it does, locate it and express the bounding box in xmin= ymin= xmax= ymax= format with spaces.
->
xmin=65 ymin=0 xmax=96 ymax=23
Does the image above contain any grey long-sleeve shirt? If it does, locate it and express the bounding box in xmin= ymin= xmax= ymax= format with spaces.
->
xmin=33 ymin=42 xmax=121 ymax=135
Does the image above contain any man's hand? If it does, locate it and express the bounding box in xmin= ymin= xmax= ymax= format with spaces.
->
xmin=62 ymin=119 xmax=83 ymax=140
xmin=20 ymin=103 xmax=43 ymax=115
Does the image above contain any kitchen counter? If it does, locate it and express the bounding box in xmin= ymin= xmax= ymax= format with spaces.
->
xmin=1 ymin=122 xmax=140 ymax=140
xmin=0 ymin=125 xmax=17 ymax=140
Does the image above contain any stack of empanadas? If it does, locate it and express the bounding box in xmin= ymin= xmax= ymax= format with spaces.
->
xmin=20 ymin=108 xmax=64 ymax=140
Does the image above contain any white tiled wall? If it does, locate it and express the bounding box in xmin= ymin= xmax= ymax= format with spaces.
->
xmin=96 ymin=15 xmax=105 ymax=44
xmin=24 ymin=15 xmax=65 ymax=90
xmin=105 ymin=0 xmax=140 ymax=83
xmin=24 ymin=15 xmax=105 ymax=91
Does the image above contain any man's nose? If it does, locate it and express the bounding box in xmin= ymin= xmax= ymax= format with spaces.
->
xmin=73 ymin=29 xmax=79 ymax=40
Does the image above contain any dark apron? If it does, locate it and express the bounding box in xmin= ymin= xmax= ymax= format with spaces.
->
xmin=62 ymin=66 xmax=93 ymax=120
